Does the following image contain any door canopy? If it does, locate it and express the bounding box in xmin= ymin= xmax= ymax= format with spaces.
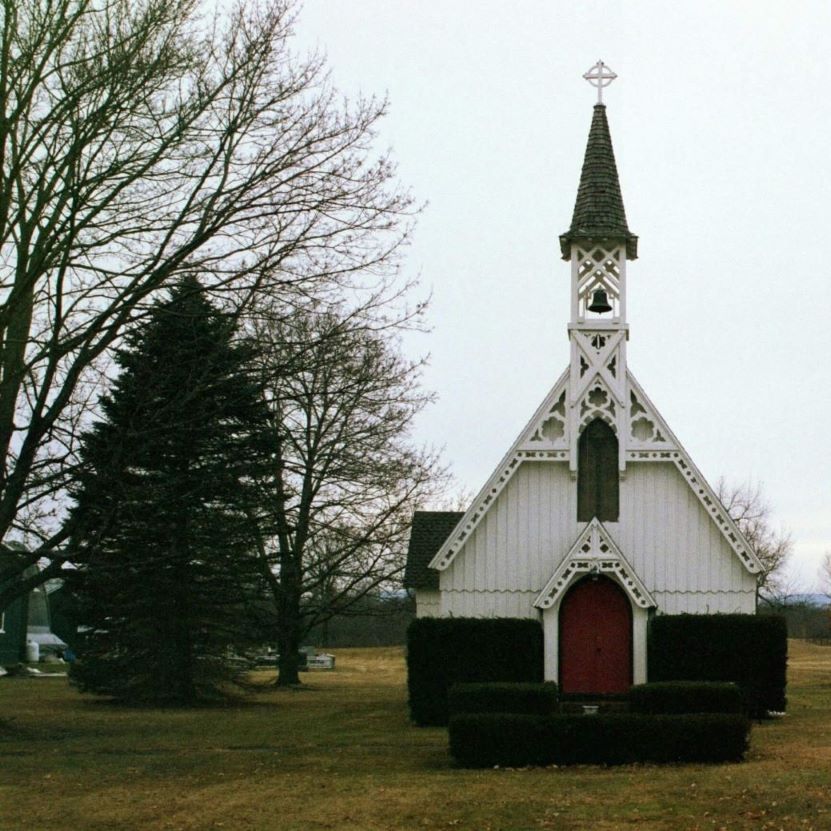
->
xmin=533 ymin=518 xmax=655 ymax=611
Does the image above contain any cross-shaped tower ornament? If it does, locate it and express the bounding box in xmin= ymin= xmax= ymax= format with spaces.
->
xmin=583 ymin=60 xmax=617 ymax=104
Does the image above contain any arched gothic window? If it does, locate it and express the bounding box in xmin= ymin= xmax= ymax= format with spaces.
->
xmin=577 ymin=418 xmax=619 ymax=522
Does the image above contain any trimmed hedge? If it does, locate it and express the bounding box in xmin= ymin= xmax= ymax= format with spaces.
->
xmin=648 ymin=614 xmax=787 ymax=717
xmin=407 ymin=618 xmax=543 ymax=726
xmin=449 ymin=682 xmax=558 ymax=717
xmin=448 ymin=712 xmax=751 ymax=768
xmin=630 ymin=681 xmax=744 ymax=715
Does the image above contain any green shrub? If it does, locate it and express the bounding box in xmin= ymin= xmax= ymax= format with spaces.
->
xmin=449 ymin=682 xmax=558 ymax=716
xmin=448 ymin=712 xmax=751 ymax=768
xmin=449 ymin=714 xmax=551 ymax=767
xmin=407 ymin=618 xmax=543 ymax=726
xmin=648 ymin=614 xmax=787 ymax=717
xmin=630 ymin=681 xmax=744 ymax=714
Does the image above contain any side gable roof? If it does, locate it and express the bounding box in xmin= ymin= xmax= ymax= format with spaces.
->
xmin=404 ymin=511 xmax=464 ymax=590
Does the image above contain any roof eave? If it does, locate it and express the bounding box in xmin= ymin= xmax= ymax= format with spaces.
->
xmin=559 ymin=232 xmax=638 ymax=260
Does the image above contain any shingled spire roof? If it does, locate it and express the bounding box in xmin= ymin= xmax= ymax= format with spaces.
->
xmin=559 ymin=104 xmax=638 ymax=259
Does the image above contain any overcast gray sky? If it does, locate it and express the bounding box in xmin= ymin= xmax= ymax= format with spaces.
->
xmin=293 ymin=0 xmax=831 ymax=589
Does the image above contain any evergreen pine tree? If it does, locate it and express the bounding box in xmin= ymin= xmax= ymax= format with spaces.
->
xmin=67 ymin=277 xmax=270 ymax=703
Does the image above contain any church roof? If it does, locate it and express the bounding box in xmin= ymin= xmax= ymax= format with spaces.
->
xmin=559 ymin=104 xmax=638 ymax=260
xmin=427 ymin=368 xmax=763 ymax=578
xmin=404 ymin=511 xmax=464 ymax=590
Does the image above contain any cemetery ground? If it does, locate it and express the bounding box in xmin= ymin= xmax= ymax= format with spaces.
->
xmin=1 ymin=642 xmax=830 ymax=831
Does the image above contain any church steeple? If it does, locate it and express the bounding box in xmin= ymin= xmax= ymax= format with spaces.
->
xmin=559 ymin=103 xmax=638 ymax=260
xmin=563 ymin=63 xmax=634 ymax=475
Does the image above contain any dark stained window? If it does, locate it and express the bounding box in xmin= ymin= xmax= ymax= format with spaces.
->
xmin=577 ymin=418 xmax=619 ymax=522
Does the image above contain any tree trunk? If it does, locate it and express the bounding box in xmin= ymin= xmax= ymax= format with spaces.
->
xmin=174 ymin=558 xmax=196 ymax=704
xmin=276 ymin=547 xmax=302 ymax=687
xmin=276 ymin=624 xmax=301 ymax=687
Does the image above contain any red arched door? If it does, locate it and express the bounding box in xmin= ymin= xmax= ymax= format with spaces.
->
xmin=559 ymin=575 xmax=632 ymax=694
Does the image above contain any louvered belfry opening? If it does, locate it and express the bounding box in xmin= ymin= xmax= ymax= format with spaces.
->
xmin=577 ymin=418 xmax=619 ymax=522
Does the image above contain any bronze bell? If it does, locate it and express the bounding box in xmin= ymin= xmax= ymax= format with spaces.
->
xmin=588 ymin=288 xmax=612 ymax=314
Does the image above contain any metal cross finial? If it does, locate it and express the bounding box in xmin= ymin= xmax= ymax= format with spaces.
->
xmin=583 ymin=60 xmax=617 ymax=104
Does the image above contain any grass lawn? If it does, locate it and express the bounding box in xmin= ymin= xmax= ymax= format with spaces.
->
xmin=1 ymin=640 xmax=830 ymax=831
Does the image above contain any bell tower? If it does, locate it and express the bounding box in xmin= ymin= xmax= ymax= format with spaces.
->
xmin=560 ymin=62 xmax=638 ymax=475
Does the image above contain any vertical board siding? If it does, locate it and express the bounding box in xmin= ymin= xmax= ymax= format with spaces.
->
xmin=444 ymin=462 xmax=578 ymax=593
xmin=617 ymin=463 xmax=756 ymax=597
xmin=440 ymin=460 xmax=756 ymax=614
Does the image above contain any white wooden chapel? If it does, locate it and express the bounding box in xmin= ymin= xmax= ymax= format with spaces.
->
xmin=404 ymin=63 xmax=762 ymax=695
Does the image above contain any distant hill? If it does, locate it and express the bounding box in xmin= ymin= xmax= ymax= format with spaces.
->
xmin=763 ymin=593 xmax=831 ymax=608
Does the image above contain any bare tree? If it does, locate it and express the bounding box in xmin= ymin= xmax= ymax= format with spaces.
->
xmin=717 ymin=479 xmax=793 ymax=605
xmin=249 ymin=307 xmax=445 ymax=686
xmin=0 ymin=0 xmax=413 ymax=608
xmin=819 ymin=551 xmax=831 ymax=600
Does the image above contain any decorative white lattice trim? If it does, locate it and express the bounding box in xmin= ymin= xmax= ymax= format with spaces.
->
xmin=431 ymin=372 xmax=572 ymax=572
xmin=428 ymin=363 xmax=763 ymax=579
xmin=574 ymin=244 xmax=624 ymax=321
xmin=672 ymin=455 xmax=760 ymax=573
xmin=624 ymin=450 xmax=761 ymax=574
xmin=571 ymin=329 xmax=625 ymax=406
xmin=567 ymin=267 xmax=628 ymax=468
xmin=627 ymin=389 xmax=674 ymax=449
xmin=518 ymin=373 xmax=570 ymax=451
xmin=624 ymin=372 xmax=761 ymax=575
xmin=431 ymin=454 xmax=521 ymax=570
xmin=517 ymin=449 xmax=569 ymax=460
xmin=577 ymin=377 xmax=619 ymax=433
xmin=534 ymin=518 xmax=655 ymax=610
xmin=430 ymin=448 xmax=571 ymax=570
xmin=525 ymin=391 xmax=568 ymax=447
xmin=626 ymin=450 xmax=677 ymax=461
